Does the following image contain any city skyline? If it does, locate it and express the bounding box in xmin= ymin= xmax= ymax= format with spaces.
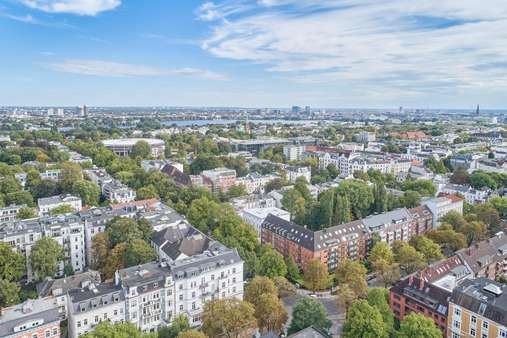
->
xmin=2 ymin=0 xmax=507 ymax=108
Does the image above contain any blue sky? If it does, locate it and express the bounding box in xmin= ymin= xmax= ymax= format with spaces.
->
xmin=1 ymin=0 xmax=507 ymax=108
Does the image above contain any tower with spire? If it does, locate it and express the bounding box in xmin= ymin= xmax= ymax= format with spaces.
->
xmin=476 ymin=104 xmax=480 ymax=116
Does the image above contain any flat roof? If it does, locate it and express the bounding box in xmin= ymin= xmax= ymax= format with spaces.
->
xmin=101 ymin=138 xmax=165 ymax=147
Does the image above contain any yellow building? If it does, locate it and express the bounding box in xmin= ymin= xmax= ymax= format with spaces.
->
xmin=447 ymin=278 xmax=507 ymax=338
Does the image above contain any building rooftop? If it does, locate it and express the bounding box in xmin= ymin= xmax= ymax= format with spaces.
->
xmin=101 ymin=138 xmax=165 ymax=147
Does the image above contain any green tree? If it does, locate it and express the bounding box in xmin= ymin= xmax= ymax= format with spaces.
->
xmin=286 ymin=256 xmax=301 ymax=281
xmin=5 ymin=191 xmax=34 ymax=207
xmin=373 ymin=259 xmax=401 ymax=287
xmin=254 ymin=293 xmax=288 ymax=334
xmin=0 ymin=279 xmax=20 ymax=308
xmin=187 ymin=197 xmax=221 ymax=233
xmin=17 ymin=207 xmax=37 ymax=220
xmin=401 ymin=191 xmax=421 ymax=208
xmin=244 ymin=276 xmax=277 ymax=305
xmin=30 ymin=237 xmax=64 ymax=281
xmin=136 ymin=185 xmax=160 ymax=200
xmin=470 ymin=171 xmax=497 ymax=189
xmin=373 ymin=182 xmax=388 ymax=213
xmin=489 ymin=196 xmax=507 ymax=217
xmin=282 ymin=189 xmax=303 ymax=216
xmin=201 ymin=299 xmax=257 ymax=338
xmin=91 ymin=232 xmax=110 ymax=271
xmin=369 ymin=242 xmax=394 ymax=265
xmin=0 ymin=243 xmax=25 ymax=281
xmin=426 ymin=224 xmax=467 ymax=252
xmin=367 ymin=288 xmax=394 ymax=334
xmin=409 ymin=236 xmax=443 ymax=263
xmin=257 ymin=246 xmax=287 ymax=278
xmin=60 ymin=162 xmax=83 ymax=192
xmin=106 ymin=217 xmax=142 ymax=247
xmin=392 ymin=241 xmax=426 ymax=274
xmin=122 ymin=239 xmax=157 ymax=267
xmin=336 ymin=180 xmax=374 ymax=219
xmin=397 ymin=312 xmax=442 ymax=338
xmin=335 ymin=259 xmax=368 ymax=297
xmin=450 ymin=167 xmax=470 ymax=185
xmin=288 ymin=297 xmax=332 ymax=335
xmin=0 ymin=176 xmax=21 ymax=194
xmin=342 ymin=300 xmax=388 ymax=338
xmin=333 ymin=194 xmax=352 ymax=224
xmin=159 ymin=314 xmax=191 ymax=338
xmin=336 ymin=284 xmax=358 ymax=314
xmin=130 ymin=140 xmax=152 ymax=159
xmin=304 ymin=259 xmax=329 ymax=292
xmin=72 ymin=180 xmax=101 ymax=206
xmin=49 ymin=204 xmax=75 ymax=216
xmin=81 ymin=321 xmax=155 ymax=338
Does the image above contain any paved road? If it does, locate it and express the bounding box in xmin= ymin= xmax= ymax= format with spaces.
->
xmin=282 ymin=292 xmax=345 ymax=337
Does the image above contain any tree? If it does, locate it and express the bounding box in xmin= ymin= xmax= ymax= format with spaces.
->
xmin=470 ymin=171 xmax=497 ymax=189
xmin=367 ymin=288 xmax=394 ymax=334
xmin=342 ymin=300 xmax=388 ymax=338
xmin=5 ymin=191 xmax=34 ymax=207
xmin=254 ymin=293 xmax=288 ymax=334
xmin=30 ymin=237 xmax=64 ymax=281
xmin=0 ymin=279 xmax=20 ymax=308
xmin=450 ymin=167 xmax=470 ymax=185
xmin=369 ymin=242 xmax=394 ymax=265
xmin=335 ymin=259 xmax=368 ymax=297
xmin=122 ymin=239 xmax=157 ymax=267
xmin=336 ymin=180 xmax=374 ymax=219
xmin=257 ymin=246 xmax=287 ymax=278
xmin=489 ymin=196 xmax=507 ymax=217
xmin=265 ymin=178 xmax=285 ymax=193
xmin=244 ymin=276 xmax=277 ymax=305
xmin=0 ymin=176 xmax=21 ymax=194
xmin=400 ymin=179 xmax=436 ymax=197
xmin=458 ymin=221 xmax=487 ymax=246
xmin=426 ymin=224 xmax=467 ymax=252
xmin=72 ymin=180 xmax=101 ymax=206
xmin=91 ymin=232 xmax=110 ymax=270
xmin=373 ymin=182 xmax=388 ymax=214
xmin=373 ymin=259 xmax=401 ymax=287
xmin=106 ymin=217 xmax=142 ymax=247
xmin=287 ymin=297 xmax=332 ymax=335
xmin=401 ymin=191 xmax=421 ymax=208
xmin=187 ymin=197 xmax=221 ymax=233
xmin=159 ymin=314 xmax=191 ymax=338
xmin=0 ymin=243 xmax=25 ymax=281
xmin=282 ymin=189 xmax=303 ymax=217
xmin=81 ymin=321 xmax=155 ymax=338
xmin=286 ymin=256 xmax=301 ymax=281
xmin=136 ymin=185 xmax=159 ymax=200
xmin=64 ymin=263 xmax=75 ymax=276
xmin=474 ymin=204 xmax=501 ymax=231
xmin=130 ymin=140 xmax=152 ymax=159
xmin=49 ymin=204 xmax=75 ymax=216
xmin=304 ymin=259 xmax=329 ymax=292
xmin=17 ymin=207 xmax=37 ymax=220
xmin=201 ymin=299 xmax=256 ymax=338
xmin=397 ymin=312 xmax=442 ymax=338
xmin=60 ymin=162 xmax=83 ymax=192
xmin=103 ymin=242 xmax=127 ymax=279
xmin=333 ymin=194 xmax=352 ymax=225
xmin=177 ymin=330 xmax=207 ymax=338
xmin=272 ymin=276 xmax=296 ymax=297
xmin=336 ymin=284 xmax=357 ymax=314
xmin=392 ymin=241 xmax=426 ymax=274
xmin=409 ymin=236 xmax=443 ymax=263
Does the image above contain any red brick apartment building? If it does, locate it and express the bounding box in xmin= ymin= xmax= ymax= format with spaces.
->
xmin=261 ymin=206 xmax=433 ymax=271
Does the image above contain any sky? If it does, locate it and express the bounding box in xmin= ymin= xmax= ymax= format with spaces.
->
xmin=1 ymin=0 xmax=507 ymax=109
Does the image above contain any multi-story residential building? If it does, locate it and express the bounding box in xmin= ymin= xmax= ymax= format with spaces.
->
xmin=236 ymin=173 xmax=279 ymax=194
xmin=67 ymin=282 xmax=126 ymax=338
xmin=286 ymin=166 xmax=311 ymax=183
xmin=409 ymin=205 xmax=434 ymax=235
xmin=0 ymin=297 xmax=65 ymax=338
xmin=230 ymin=194 xmax=276 ymax=211
xmin=241 ymin=207 xmax=290 ymax=238
xmin=261 ymin=207 xmax=433 ymax=271
xmin=38 ymin=194 xmax=82 ymax=216
xmin=456 ymin=232 xmax=507 ymax=280
xmin=67 ymin=246 xmax=244 ymax=335
xmin=102 ymin=180 xmax=136 ymax=203
xmin=140 ymin=204 xmax=185 ymax=232
xmin=0 ymin=204 xmax=27 ymax=224
xmin=424 ymin=195 xmax=464 ymax=228
xmin=141 ymin=160 xmax=184 ymax=173
xmin=355 ymin=131 xmax=376 ymax=143
xmin=101 ymin=138 xmax=165 ymax=157
xmin=448 ymin=278 xmax=507 ymax=338
xmin=441 ymin=184 xmax=492 ymax=205
xmin=390 ymin=275 xmax=451 ymax=334
xmin=200 ymin=168 xmax=237 ymax=192
xmin=41 ymin=169 xmax=62 ymax=181
xmin=283 ymin=145 xmax=306 ymax=161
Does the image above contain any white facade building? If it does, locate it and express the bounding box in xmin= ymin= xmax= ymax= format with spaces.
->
xmin=241 ymin=207 xmax=290 ymax=237
xmin=38 ymin=194 xmax=82 ymax=217
xmin=286 ymin=166 xmax=311 ymax=183
xmin=423 ymin=195 xmax=464 ymax=228
xmin=283 ymin=145 xmax=305 ymax=161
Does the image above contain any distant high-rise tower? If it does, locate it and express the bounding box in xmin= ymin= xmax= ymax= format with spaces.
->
xmin=476 ymin=104 xmax=480 ymax=116
xmin=78 ymin=105 xmax=87 ymax=117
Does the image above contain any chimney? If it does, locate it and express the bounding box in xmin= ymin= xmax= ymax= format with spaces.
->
xmin=419 ymin=278 xmax=425 ymax=290
xmin=408 ymin=275 xmax=414 ymax=286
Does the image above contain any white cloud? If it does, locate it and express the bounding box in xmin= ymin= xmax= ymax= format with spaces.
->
xmin=46 ymin=59 xmax=228 ymax=80
xmin=20 ymin=0 xmax=121 ymax=16
xmin=199 ymin=0 xmax=507 ymax=97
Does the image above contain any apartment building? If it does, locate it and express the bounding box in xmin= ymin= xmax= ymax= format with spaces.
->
xmin=286 ymin=166 xmax=311 ymax=183
xmin=283 ymin=145 xmax=306 ymax=161
xmin=424 ymin=195 xmax=464 ymax=228
xmin=200 ymin=168 xmax=237 ymax=192
xmin=38 ymin=194 xmax=82 ymax=217
xmin=261 ymin=207 xmax=433 ymax=271
xmin=236 ymin=172 xmax=279 ymax=194
xmin=241 ymin=207 xmax=290 ymax=238
xmin=441 ymin=184 xmax=491 ymax=205
xmin=0 ymin=204 xmax=27 ymax=224
xmin=0 ymin=297 xmax=65 ymax=338
xmin=101 ymin=138 xmax=165 ymax=157
xmin=448 ymin=278 xmax=507 ymax=338
xmin=85 ymin=168 xmax=136 ymax=203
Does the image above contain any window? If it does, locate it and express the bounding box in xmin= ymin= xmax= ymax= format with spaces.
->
xmin=483 ymin=321 xmax=489 ymax=330
xmin=471 ymin=316 xmax=477 ymax=325
xmin=470 ymin=328 xmax=475 ymax=337
xmin=452 ymin=333 xmax=460 ymax=338
xmin=179 ymin=305 xmax=183 ymax=310
xmin=84 ymin=319 xmax=88 ymax=325
xmin=453 ymin=320 xmax=460 ymax=330
xmin=77 ymin=321 xmax=82 ymax=328
xmin=500 ymin=329 xmax=507 ymax=338
xmin=32 ymin=334 xmax=38 ymax=338
xmin=114 ymin=310 xmax=118 ymax=316
xmin=167 ymin=289 xmax=172 ymax=296
xmin=131 ymin=300 xmax=137 ymax=307
xmin=95 ymin=316 xmax=99 ymax=323
xmin=52 ymin=328 xmax=58 ymax=336
xmin=211 ymin=274 xmax=215 ymax=280
xmin=232 ymin=268 xmax=236 ymax=273
xmin=179 ymin=284 xmax=183 ymax=290
xmin=45 ymin=330 xmax=50 ymax=338
xmin=103 ymin=313 xmax=107 ymax=320
xmin=179 ymin=294 xmax=183 ymax=300
xmin=192 ymin=292 xmax=195 ymax=298
xmin=454 ymin=307 xmax=461 ymax=316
